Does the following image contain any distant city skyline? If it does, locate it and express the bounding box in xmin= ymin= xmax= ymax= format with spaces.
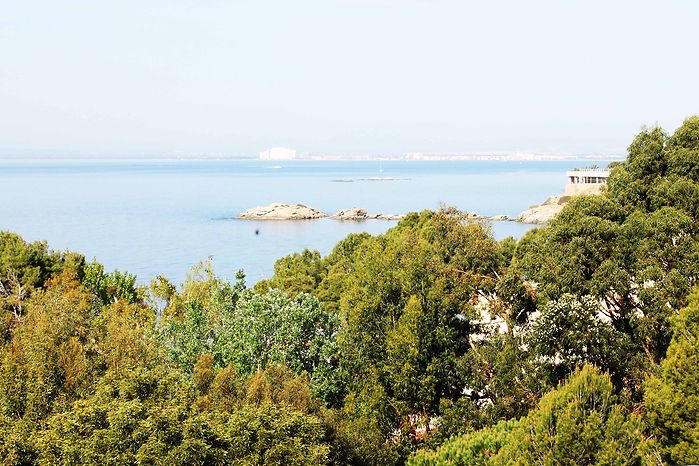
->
xmin=1 ymin=0 xmax=698 ymax=157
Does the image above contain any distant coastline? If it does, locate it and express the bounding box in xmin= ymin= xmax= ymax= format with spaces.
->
xmin=299 ymin=153 xmax=624 ymax=162
xmin=0 ymin=152 xmax=625 ymax=162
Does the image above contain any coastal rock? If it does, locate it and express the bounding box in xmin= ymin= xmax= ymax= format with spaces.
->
xmin=331 ymin=208 xmax=403 ymax=221
xmin=366 ymin=213 xmax=404 ymax=221
xmin=514 ymin=193 xmax=581 ymax=224
xmin=515 ymin=203 xmax=565 ymax=224
xmin=237 ymin=203 xmax=327 ymax=220
xmin=488 ymin=214 xmax=510 ymax=221
xmin=332 ymin=208 xmax=368 ymax=220
xmin=542 ymin=194 xmax=571 ymax=206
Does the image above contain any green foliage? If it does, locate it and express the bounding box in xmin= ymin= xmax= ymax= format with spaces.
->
xmin=495 ymin=366 xmax=642 ymax=465
xmin=321 ymin=408 xmax=404 ymax=466
xmin=314 ymin=232 xmax=372 ymax=313
xmin=158 ymin=300 xmax=211 ymax=374
xmin=176 ymin=259 xmax=225 ymax=313
xmin=0 ymin=263 xmax=332 ymax=465
xmin=0 ymin=231 xmax=84 ymax=339
xmin=528 ymin=294 xmax=638 ymax=389
xmin=515 ymin=116 xmax=699 ymax=384
xmin=224 ymin=403 xmax=329 ymax=465
xmin=159 ymin=285 xmax=342 ymax=405
xmin=411 ymin=367 xmax=643 ymax=465
xmin=497 ymin=236 xmax=517 ymax=267
xmin=337 ymin=210 xmax=502 ymax=444
xmin=644 ymin=287 xmax=699 ymax=464
xmin=255 ymin=249 xmax=325 ymax=297
xmin=219 ymin=290 xmax=338 ymax=378
xmin=0 ymin=271 xmax=100 ymax=421
xmin=148 ymin=274 xmax=177 ymax=313
xmin=257 ymin=233 xmax=372 ymax=315
xmin=24 ymin=367 xmax=329 ymax=466
xmin=455 ymin=331 xmax=543 ymax=433
xmin=95 ymin=301 xmax=157 ymax=374
xmin=243 ymin=363 xmax=316 ymax=415
xmin=0 ymin=231 xmax=77 ymax=293
xmin=407 ymin=419 xmax=517 ymax=466
xmin=82 ymin=260 xmax=142 ymax=305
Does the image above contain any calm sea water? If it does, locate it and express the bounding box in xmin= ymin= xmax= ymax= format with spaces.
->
xmin=0 ymin=158 xmax=610 ymax=285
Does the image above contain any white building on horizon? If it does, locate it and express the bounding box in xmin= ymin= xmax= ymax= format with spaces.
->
xmin=564 ymin=168 xmax=610 ymax=195
xmin=259 ymin=147 xmax=297 ymax=160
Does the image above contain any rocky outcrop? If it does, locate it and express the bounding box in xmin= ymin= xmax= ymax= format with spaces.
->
xmin=366 ymin=213 xmax=403 ymax=221
xmin=515 ymin=195 xmax=570 ymax=224
xmin=332 ymin=208 xmax=368 ymax=220
xmin=331 ymin=208 xmax=403 ymax=221
xmin=237 ymin=203 xmax=327 ymax=220
xmin=516 ymin=204 xmax=564 ymax=224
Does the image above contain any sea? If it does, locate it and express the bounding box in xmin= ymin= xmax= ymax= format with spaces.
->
xmin=0 ymin=158 xmax=612 ymax=286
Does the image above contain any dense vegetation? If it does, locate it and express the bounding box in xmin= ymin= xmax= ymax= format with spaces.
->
xmin=0 ymin=116 xmax=697 ymax=464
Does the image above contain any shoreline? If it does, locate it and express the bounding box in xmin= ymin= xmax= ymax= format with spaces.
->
xmin=236 ymin=204 xmax=548 ymax=225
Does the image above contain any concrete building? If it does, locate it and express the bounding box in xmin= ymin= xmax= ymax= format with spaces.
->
xmin=259 ymin=147 xmax=297 ymax=160
xmin=564 ymin=169 xmax=610 ymax=195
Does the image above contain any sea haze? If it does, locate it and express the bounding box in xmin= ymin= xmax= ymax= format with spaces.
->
xmin=0 ymin=158 xmax=610 ymax=285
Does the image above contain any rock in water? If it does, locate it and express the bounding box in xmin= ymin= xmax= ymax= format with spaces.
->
xmin=366 ymin=213 xmax=404 ymax=221
xmin=331 ymin=208 xmax=368 ymax=220
xmin=237 ymin=203 xmax=327 ymax=220
xmin=330 ymin=208 xmax=403 ymax=221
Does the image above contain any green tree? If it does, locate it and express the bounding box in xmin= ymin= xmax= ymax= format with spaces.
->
xmin=0 ymin=231 xmax=84 ymax=337
xmin=158 ymin=300 xmax=211 ymax=374
xmin=644 ymin=287 xmax=699 ymax=464
xmin=95 ymin=300 xmax=158 ymax=374
xmin=0 ymin=271 xmax=100 ymax=422
xmin=82 ymin=260 xmax=142 ymax=305
xmin=224 ymin=403 xmax=329 ymax=465
xmin=244 ymin=363 xmax=316 ymax=414
xmin=158 ymin=284 xmax=341 ymax=405
xmin=28 ymin=366 xmax=331 ymax=466
xmin=253 ymin=232 xmax=373 ymax=314
xmin=528 ymin=294 xmax=638 ymax=389
xmin=515 ymin=116 xmax=699 ymax=385
xmin=338 ymin=210 xmax=502 ymax=448
xmin=315 ymin=233 xmax=372 ymax=314
xmin=255 ymin=249 xmax=325 ymax=297
xmin=407 ymin=419 xmax=517 ymax=466
xmin=410 ymin=366 xmax=643 ymax=465
xmin=215 ymin=289 xmax=342 ymax=404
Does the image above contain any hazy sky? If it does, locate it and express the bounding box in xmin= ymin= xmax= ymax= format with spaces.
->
xmin=1 ymin=0 xmax=698 ymax=157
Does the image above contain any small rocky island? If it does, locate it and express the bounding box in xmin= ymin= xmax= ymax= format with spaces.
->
xmin=331 ymin=208 xmax=403 ymax=221
xmin=237 ymin=205 xmax=403 ymax=221
xmin=237 ymin=203 xmax=327 ymax=220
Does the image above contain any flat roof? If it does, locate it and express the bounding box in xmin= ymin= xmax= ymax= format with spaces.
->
xmin=566 ymin=169 xmax=610 ymax=177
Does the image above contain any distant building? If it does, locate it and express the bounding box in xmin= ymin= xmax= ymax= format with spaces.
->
xmin=565 ymin=169 xmax=610 ymax=195
xmin=260 ymin=147 xmax=297 ymax=160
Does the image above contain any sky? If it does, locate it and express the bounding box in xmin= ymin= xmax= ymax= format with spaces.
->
xmin=1 ymin=0 xmax=698 ymax=157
